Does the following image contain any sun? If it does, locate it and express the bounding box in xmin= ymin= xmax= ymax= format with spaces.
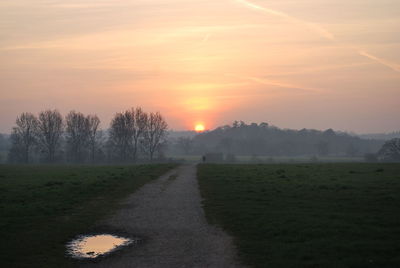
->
xmin=194 ymin=123 xmax=205 ymax=132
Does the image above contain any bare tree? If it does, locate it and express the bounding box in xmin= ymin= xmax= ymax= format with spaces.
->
xmin=108 ymin=111 xmax=134 ymax=162
xmin=131 ymin=107 xmax=147 ymax=161
xmin=9 ymin=112 xmax=38 ymax=163
xmin=107 ymin=108 xmax=148 ymax=162
xmin=87 ymin=114 xmax=101 ymax=163
xmin=36 ymin=110 xmax=63 ymax=162
xmin=65 ymin=111 xmax=89 ymax=162
xmin=142 ymin=112 xmax=168 ymax=161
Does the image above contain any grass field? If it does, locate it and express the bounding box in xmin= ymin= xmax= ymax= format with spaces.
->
xmin=198 ymin=163 xmax=400 ymax=268
xmin=172 ymin=154 xmax=363 ymax=163
xmin=0 ymin=164 xmax=176 ymax=268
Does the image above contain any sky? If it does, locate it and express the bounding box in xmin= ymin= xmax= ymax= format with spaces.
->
xmin=1 ymin=0 xmax=400 ymax=133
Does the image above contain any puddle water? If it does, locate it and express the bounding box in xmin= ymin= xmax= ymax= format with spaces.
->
xmin=66 ymin=234 xmax=134 ymax=259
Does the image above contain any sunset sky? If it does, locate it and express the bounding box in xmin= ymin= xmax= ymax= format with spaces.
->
xmin=1 ymin=0 xmax=399 ymax=133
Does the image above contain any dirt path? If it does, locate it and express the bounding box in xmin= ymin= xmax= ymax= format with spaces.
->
xmin=81 ymin=165 xmax=243 ymax=268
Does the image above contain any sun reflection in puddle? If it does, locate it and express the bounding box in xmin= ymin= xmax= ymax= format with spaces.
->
xmin=66 ymin=234 xmax=133 ymax=259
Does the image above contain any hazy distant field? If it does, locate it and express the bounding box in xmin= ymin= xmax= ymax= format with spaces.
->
xmin=0 ymin=150 xmax=7 ymax=163
xmin=198 ymin=163 xmax=400 ymax=268
xmin=174 ymin=154 xmax=364 ymax=164
xmin=0 ymin=164 xmax=176 ymax=268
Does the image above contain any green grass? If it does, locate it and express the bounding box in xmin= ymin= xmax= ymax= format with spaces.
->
xmin=198 ymin=163 xmax=400 ymax=268
xmin=0 ymin=164 xmax=176 ymax=268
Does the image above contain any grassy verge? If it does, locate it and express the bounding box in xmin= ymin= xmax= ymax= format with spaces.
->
xmin=0 ymin=164 xmax=176 ymax=268
xmin=198 ymin=163 xmax=400 ymax=268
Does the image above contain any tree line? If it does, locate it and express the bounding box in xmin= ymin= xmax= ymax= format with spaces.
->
xmin=168 ymin=121 xmax=385 ymax=158
xmin=8 ymin=108 xmax=168 ymax=163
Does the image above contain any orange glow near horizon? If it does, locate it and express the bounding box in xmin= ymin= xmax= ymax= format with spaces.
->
xmin=0 ymin=0 xmax=399 ymax=133
xmin=195 ymin=123 xmax=205 ymax=132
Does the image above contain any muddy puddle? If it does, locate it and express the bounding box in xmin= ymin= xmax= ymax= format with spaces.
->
xmin=66 ymin=234 xmax=135 ymax=259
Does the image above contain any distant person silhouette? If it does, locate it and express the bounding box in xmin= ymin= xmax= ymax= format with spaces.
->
xmin=202 ymin=155 xmax=206 ymax=163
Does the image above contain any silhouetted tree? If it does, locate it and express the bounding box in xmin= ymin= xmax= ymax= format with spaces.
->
xmin=36 ymin=110 xmax=63 ymax=162
xmin=8 ymin=113 xmax=38 ymax=163
xmin=87 ymin=114 xmax=101 ymax=163
xmin=108 ymin=111 xmax=134 ymax=162
xmin=188 ymin=121 xmax=383 ymax=157
xmin=142 ymin=112 xmax=168 ymax=161
xmin=377 ymin=138 xmax=400 ymax=162
xmin=130 ymin=107 xmax=148 ymax=161
xmin=107 ymin=108 xmax=149 ymax=162
xmin=65 ymin=111 xmax=90 ymax=162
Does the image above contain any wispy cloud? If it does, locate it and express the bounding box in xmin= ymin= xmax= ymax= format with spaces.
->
xmin=236 ymin=0 xmax=334 ymax=40
xmin=224 ymin=74 xmax=321 ymax=93
xmin=0 ymin=24 xmax=266 ymax=51
xmin=358 ymin=50 xmax=400 ymax=73
xmin=49 ymin=3 xmax=119 ymax=9
xmin=244 ymin=76 xmax=321 ymax=92
xmin=235 ymin=0 xmax=400 ymax=74
xmin=261 ymin=63 xmax=373 ymax=77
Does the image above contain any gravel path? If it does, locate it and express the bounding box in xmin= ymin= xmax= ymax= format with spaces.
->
xmin=81 ymin=164 xmax=243 ymax=268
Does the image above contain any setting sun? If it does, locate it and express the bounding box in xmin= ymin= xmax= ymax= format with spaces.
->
xmin=195 ymin=124 xmax=205 ymax=132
